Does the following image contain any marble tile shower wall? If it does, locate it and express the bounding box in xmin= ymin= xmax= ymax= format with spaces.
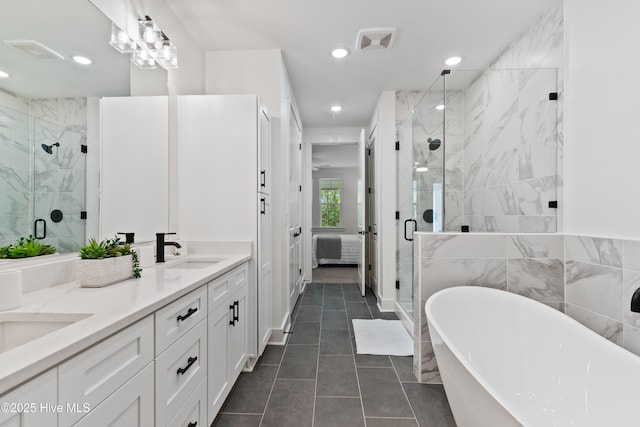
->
xmin=414 ymin=233 xmax=565 ymax=383
xmin=30 ymin=98 xmax=87 ymax=253
xmin=0 ymin=104 xmax=31 ymax=243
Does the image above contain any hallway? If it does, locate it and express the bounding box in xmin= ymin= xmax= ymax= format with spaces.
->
xmin=212 ymin=281 xmax=455 ymax=427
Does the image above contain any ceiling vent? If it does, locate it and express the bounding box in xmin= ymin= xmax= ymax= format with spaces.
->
xmin=3 ymin=40 xmax=64 ymax=61
xmin=356 ymin=27 xmax=397 ymax=52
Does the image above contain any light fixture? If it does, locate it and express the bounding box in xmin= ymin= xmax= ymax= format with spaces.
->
xmin=71 ymin=55 xmax=92 ymax=65
xmin=0 ymin=70 xmax=9 ymax=78
xmin=416 ymin=167 xmax=429 ymax=172
xmin=109 ymin=22 xmax=138 ymax=53
xmin=108 ymin=16 xmax=178 ymax=70
xmin=331 ymin=48 xmax=349 ymax=58
xmin=330 ymin=105 xmax=342 ymax=113
xmin=131 ymin=49 xmax=157 ymax=69
xmin=445 ymin=56 xmax=462 ymax=66
xmin=435 ymin=104 xmax=445 ymax=111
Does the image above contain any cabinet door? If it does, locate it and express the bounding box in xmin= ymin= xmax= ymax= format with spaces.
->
xmin=0 ymin=369 xmax=57 ymax=427
xmin=59 ymin=316 xmax=154 ymax=426
xmin=229 ymin=284 xmax=248 ymax=383
xmin=258 ymin=105 xmax=271 ymax=195
xmin=258 ymin=195 xmax=272 ymax=355
xmin=207 ymin=303 xmax=232 ymax=425
xmin=73 ymin=362 xmax=154 ymax=427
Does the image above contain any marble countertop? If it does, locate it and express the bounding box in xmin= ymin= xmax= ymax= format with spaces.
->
xmin=0 ymin=247 xmax=251 ymax=395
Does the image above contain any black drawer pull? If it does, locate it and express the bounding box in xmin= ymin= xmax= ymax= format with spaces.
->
xmin=229 ymin=304 xmax=236 ymax=326
xmin=177 ymin=356 xmax=198 ymax=375
xmin=261 ymin=170 xmax=266 ymax=187
xmin=233 ymin=300 xmax=239 ymax=323
xmin=187 ymin=422 xmax=197 ymax=427
xmin=176 ymin=307 xmax=198 ymax=322
xmin=176 ymin=356 xmax=198 ymax=375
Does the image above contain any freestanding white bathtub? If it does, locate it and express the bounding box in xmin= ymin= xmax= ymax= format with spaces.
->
xmin=426 ymin=286 xmax=640 ymax=427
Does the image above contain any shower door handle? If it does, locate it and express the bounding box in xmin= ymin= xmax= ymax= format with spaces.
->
xmin=403 ymin=219 xmax=417 ymax=241
xmin=34 ymin=219 xmax=46 ymax=240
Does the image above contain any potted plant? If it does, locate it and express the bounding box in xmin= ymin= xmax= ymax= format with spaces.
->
xmin=76 ymin=236 xmax=141 ymax=288
xmin=0 ymin=235 xmax=56 ymax=259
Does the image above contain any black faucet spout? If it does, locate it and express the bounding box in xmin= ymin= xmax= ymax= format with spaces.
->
xmin=156 ymin=232 xmax=180 ymax=263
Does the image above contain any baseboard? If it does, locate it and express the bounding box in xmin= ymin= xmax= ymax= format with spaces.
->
xmin=395 ymin=300 xmax=414 ymax=339
xmin=268 ymin=311 xmax=291 ymax=345
xmin=376 ymin=295 xmax=396 ymax=312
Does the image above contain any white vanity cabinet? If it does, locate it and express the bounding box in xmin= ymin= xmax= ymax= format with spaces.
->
xmin=179 ymin=95 xmax=272 ymax=360
xmin=207 ymin=264 xmax=249 ymax=425
xmin=58 ymin=316 xmax=154 ymax=427
xmin=0 ymin=369 xmax=57 ymax=427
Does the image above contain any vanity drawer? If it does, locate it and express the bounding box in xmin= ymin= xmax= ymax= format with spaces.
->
xmin=166 ymin=377 xmax=207 ymax=427
xmin=208 ymin=263 xmax=248 ymax=312
xmin=156 ymin=285 xmax=207 ymax=355
xmin=156 ymin=319 xmax=207 ymax=424
xmin=72 ymin=362 xmax=154 ymax=427
xmin=59 ymin=315 xmax=154 ymax=427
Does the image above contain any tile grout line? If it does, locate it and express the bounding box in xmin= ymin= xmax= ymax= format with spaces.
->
xmin=390 ymin=356 xmax=421 ymax=426
xmin=346 ymin=283 xmax=369 ymax=427
xmin=310 ymin=284 xmax=324 ymax=427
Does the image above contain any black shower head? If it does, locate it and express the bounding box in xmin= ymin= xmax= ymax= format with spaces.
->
xmin=41 ymin=142 xmax=60 ymax=155
xmin=427 ymin=138 xmax=441 ymax=151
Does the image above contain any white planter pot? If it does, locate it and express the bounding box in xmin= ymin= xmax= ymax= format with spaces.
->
xmin=76 ymin=255 xmax=133 ymax=288
xmin=0 ymin=270 xmax=21 ymax=311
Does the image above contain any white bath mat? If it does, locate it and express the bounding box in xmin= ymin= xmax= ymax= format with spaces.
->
xmin=352 ymin=319 xmax=413 ymax=356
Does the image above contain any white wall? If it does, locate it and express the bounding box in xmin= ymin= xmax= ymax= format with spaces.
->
xmin=312 ymin=167 xmax=358 ymax=234
xmin=565 ymin=0 xmax=640 ymax=239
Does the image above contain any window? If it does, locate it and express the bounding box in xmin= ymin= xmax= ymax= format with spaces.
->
xmin=319 ymin=178 xmax=341 ymax=227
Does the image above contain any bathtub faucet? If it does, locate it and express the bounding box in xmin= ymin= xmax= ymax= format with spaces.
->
xmin=632 ymin=288 xmax=640 ymax=313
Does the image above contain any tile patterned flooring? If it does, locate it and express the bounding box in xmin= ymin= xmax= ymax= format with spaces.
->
xmin=212 ymin=282 xmax=456 ymax=427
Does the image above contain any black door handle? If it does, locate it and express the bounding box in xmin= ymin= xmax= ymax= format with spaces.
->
xmin=176 ymin=356 xmax=198 ymax=375
xmin=233 ymin=300 xmax=239 ymax=323
xmin=404 ymin=219 xmax=417 ymax=241
xmin=229 ymin=304 xmax=236 ymax=326
xmin=261 ymin=170 xmax=266 ymax=187
xmin=176 ymin=307 xmax=198 ymax=322
xmin=260 ymin=198 xmax=266 ymax=215
xmin=34 ymin=219 xmax=46 ymax=239
xmin=187 ymin=423 xmax=198 ymax=427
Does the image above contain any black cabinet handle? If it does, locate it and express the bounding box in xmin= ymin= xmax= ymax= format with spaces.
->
xmin=229 ymin=304 xmax=236 ymax=326
xmin=187 ymin=423 xmax=198 ymax=427
xmin=260 ymin=170 xmax=266 ymax=187
xmin=34 ymin=219 xmax=46 ymax=239
xmin=404 ymin=219 xmax=417 ymax=241
xmin=260 ymin=198 xmax=266 ymax=215
xmin=176 ymin=307 xmax=198 ymax=322
xmin=233 ymin=300 xmax=239 ymax=323
xmin=176 ymin=356 xmax=198 ymax=375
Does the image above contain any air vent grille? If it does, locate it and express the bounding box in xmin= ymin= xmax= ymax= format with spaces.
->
xmin=3 ymin=40 xmax=64 ymax=61
xmin=356 ymin=27 xmax=397 ymax=52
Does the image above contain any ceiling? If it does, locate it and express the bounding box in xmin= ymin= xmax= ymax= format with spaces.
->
xmin=313 ymin=144 xmax=358 ymax=169
xmin=0 ymin=0 xmax=130 ymax=99
xmin=166 ymin=0 xmax=559 ymax=127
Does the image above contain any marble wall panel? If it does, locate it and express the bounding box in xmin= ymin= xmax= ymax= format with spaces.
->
xmin=565 ymin=260 xmax=623 ymax=322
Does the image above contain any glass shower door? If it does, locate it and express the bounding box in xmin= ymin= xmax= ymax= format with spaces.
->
xmin=396 ymin=78 xmax=445 ymax=318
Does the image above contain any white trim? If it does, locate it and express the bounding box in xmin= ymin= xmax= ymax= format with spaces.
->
xmin=395 ymin=300 xmax=414 ymax=339
xmin=268 ymin=311 xmax=291 ymax=345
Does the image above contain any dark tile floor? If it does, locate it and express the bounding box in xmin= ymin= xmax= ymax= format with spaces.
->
xmin=212 ymin=282 xmax=456 ymax=427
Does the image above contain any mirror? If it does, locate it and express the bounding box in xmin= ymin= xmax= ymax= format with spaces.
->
xmin=0 ymin=0 xmax=131 ymax=254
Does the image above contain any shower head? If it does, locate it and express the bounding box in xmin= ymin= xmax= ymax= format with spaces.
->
xmin=427 ymin=138 xmax=441 ymax=151
xmin=41 ymin=142 xmax=60 ymax=155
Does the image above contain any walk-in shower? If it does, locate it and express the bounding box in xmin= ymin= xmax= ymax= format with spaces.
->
xmin=395 ymin=67 xmax=559 ymax=319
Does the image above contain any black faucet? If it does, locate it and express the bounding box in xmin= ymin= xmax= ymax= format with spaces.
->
xmin=156 ymin=232 xmax=182 ymax=263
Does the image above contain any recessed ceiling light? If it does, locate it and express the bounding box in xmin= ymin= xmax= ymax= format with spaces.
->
xmin=72 ymin=55 xmax=92 ymax=65
xmin=0 ymin=70 xmax=9 ymax=78
xmin=435 ymin=104 xmax=445 ymax=111
xmin=444 ymin=56 xmax=462 ymax=66
xmin=331 ymin=48 xmax=350 ymax=59
xmin=416 ymin=167 xmax=429 ymax=172
xmin=331 ymin=105 xmax=342 ymax=113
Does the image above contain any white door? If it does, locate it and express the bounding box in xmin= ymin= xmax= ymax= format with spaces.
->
xmin=288 ymin=107 xmax=302 ymax=313
xmin=357 ymin=128 xmax=366 ymax=296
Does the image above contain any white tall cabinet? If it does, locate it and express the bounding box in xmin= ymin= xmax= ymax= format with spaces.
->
xmin=178 ymin=94 xmax=272 ymax=359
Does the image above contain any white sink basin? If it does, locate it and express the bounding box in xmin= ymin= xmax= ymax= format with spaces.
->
xmin=0 ymin=312 xmax=92 ymax=353
xmin=166 ymin=260 xmax=222 ymax=270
